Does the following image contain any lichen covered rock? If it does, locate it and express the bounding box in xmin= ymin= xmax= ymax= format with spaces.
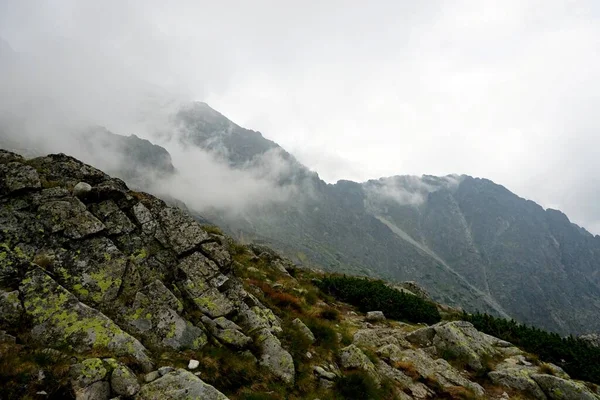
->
xmin=110 ymin=364 xmax=140 ymax=397
xmin=339 ymin=344 xmax=380 ymax=383
xmin=292 ymin=318 xmax=315 ymax=344
xmin=0 ymin=289 xmax=23 ymax=325
xmin=255 ymin=328 xmax=295 ymax=384
xmin=21 ymin=268 xmax=153 ymax=371
xmin=136 ymin=369 xmax=230 ymax=400
xmin=0 ymin=162 xmax=41 ymax=194
xmin=489 ymin=368 xmax=547 ymax=400
xmin=532 ymin=374 xmax=599 ymax=400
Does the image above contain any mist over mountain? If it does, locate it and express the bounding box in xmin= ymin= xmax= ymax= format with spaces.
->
xmin=1 ymin=31 xmax=599 ymax=336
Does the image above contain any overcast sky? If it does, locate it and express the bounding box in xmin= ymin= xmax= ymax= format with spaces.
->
xmin=1 ymin=1 xmax=600 ymax=233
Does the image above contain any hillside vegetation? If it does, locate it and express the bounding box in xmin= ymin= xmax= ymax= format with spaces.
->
xmin=465 ymin=312 xmax=600 ymax=385
xmin=1 ymin=149 xmax=599 ymax=400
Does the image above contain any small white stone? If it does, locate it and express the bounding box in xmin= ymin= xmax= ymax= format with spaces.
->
xmin=73 ymin=182 xmax=92 ymax=197
xmin=188 ymin=359 xmax=200 ymax=370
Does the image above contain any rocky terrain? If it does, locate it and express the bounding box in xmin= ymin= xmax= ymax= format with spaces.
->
xmin=1 ymin=149 xmax=599 ymax=399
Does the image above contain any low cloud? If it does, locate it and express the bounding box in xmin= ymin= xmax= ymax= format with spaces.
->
xmin=364 ymin=175 xmax=463 ymax=207
xmin=148 ymin=141 xmax=301 ymax=216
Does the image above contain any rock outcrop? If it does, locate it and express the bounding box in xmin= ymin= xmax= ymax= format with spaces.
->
xmin=0 ymin=150 xmax=294 ymax=397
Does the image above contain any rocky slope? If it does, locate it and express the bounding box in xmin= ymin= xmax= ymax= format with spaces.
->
xmin=1 ymin=149 xmax=599 ymax=399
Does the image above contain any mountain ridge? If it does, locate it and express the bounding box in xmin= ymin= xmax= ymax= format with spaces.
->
xmin=1 ymin=101 xmax=599 ymax=336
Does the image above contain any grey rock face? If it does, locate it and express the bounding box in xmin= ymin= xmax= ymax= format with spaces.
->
xmin=313 ymin=366 xmax=337 ymax=381
xmin=488 ymin=369 xmax=547 ymax=400
xmin=365 ymin=311 xmax=386 ymax=322
xmin=76 ymin=381 xmax=110 ymax=400
xmin=531 ymin=374 xmax=600 ymax=400
xmin=394 ymin=348 xmax=485 ymax=397
xmin=407 ymin=321 xmax=513 ymax=371
xmin=0 ymin=162 xmax=40 ymax=194
xmin=110 ymin=364 xmax=140 ymax=397
xmin=201 ymin=316 xmax=251 ymax=349
xmin=21 ymin=268 xmax=153 ymax=371
xmin=353 ymin=328 xmax=411 ymax=349
xmin=0 ymin=289 xmax=23 ymax=325
xmin=88 ymin=200 xmax=135 ymax=235
xmin=123 ymin=289 xmax=207 ymax=351
xmin=136 ymin=369 xmax=230 ymax=400
xmin=156 ymin=207 xmax=211 ymax=255
xmin=339 ymin=344 xmax=379 ymax=383
xmin=143 ymin=371 xmax=160 ymax=383
xmin=70 ymin=358 xmax=109 ymax=391
xmin=292 ymin=318 xmax=315 ymax=343
xmin=256 ymin=329 xmax=295 ymax=385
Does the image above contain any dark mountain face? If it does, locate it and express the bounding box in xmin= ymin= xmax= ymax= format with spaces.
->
xmin=173 ymin=102 xmax=279 ymax=167
xmin=79 ymin=127 xmax=176 ymax=185
xmin=158 ymin=103 xmax=600 ymax=335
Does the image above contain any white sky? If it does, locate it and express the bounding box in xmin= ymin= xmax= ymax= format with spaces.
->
xmin=1 ymin=1 xmax=600 ymax=233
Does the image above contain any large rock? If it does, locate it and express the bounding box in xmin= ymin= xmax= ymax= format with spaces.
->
xmin=365 ymin=311 xmax=386 ymax=322
xmin=88 ymin=200 xmax=135 ymax=235
xmin=237 ymin=303 xmax=282 ymax=335
xmin=124 ymin=290 xmax=207 ymax=350
xmin=339 ymin=344 xmax=379 ymax=383
xmin=202 ymin=316 xmax=251 ymax=349
xmin=52 ymin=237 xmax=127 ymax=305
xmin=489 ymin=369 xmax=547 ymax=400
xmin=433 ymin=321 xmax=502 ymax=370
xmin=531 ymin=374 xmax=600 ymax=400
xmin=292 ymin=318 xmax=315 ymax=344
xmin=156 ymin=207 xmax=211 ymax=255
xmin=176 ymin=252 xmax=234 ymax=318
xmin=75 ymin=381 xmax=110 ymax=400
xmin=137 ymin=369 xmax=230 ymax=400
xmin=70 ymin=358 xmax=109 ymax=391
xmin=27 ymin=153 xmax=110 ymax=187
xmin=407 ymin=321 xmax=512 ymax=371
xmin=110 ymin=364 xmax=140 ymax=397
xmin=0 ymin=162 xmax=41 ymax=194
xmin=255 ymin=328 xmax=295 ymax=384
xmin=375 ymin=359 xmax=413 ymax=388
xmin=20 ymin=268 xmax=153 ymax=371
xmin=393 ymin=348 xmax=485 ymax=397
xmin=354 ymin=328 xmax=412 ymax=349
xmin=73 ymin=182 xmax=92 ymax=198
xmin=37 ymin=198 xmax=105 ymax=239
xmin=0 ymin=289 xmax=23 ymax=325
xmin=132 ymin=202 xmax=158 ymax=235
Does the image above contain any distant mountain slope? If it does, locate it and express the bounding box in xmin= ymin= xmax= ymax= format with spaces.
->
xmin=167 ymin=103 xmax=600 ymax=335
